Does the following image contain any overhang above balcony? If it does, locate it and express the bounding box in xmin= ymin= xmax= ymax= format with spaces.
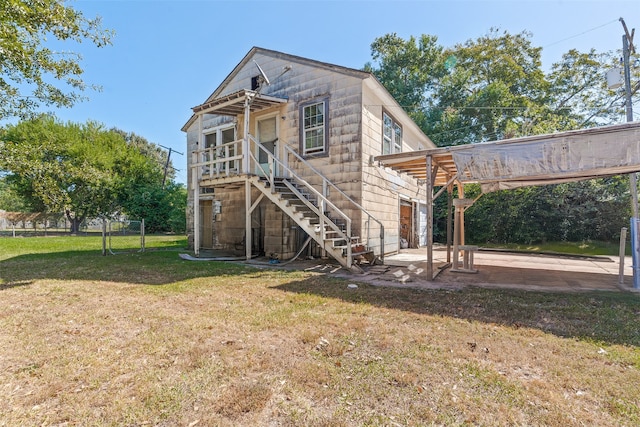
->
xmin=191 ymin=89 xmax=288 ymax=116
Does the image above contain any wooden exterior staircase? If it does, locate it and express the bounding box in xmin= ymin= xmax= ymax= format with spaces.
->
xmin=252 ymin=176 xmax=376 ymax=272
xmin=192 ymin=133 xmax=384 ymax=272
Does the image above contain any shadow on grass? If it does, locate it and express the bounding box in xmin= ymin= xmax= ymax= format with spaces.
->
xmin=273 ymin=277 xmax=640 ymax=347
xmin=3 ymin=247 xmax=639 ymax=347
xmin=0 ymin=249 xmax=257 ymax=286
xmin=0 ymin=280 xmax=34 ymax=291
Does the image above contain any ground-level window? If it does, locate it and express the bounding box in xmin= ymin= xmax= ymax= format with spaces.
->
xmin=300 ymin=98 xmax=329 ymax=156
xmin=382 ymin=111 xmax=402 ymax=154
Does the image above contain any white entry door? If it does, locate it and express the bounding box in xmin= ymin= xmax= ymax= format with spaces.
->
xmin=256 ymin=116 xmax=278 ymax=176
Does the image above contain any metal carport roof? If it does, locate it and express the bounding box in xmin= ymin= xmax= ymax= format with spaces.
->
xmin=375 ymin=121 xmax=640 ymax=192
xmin=374 ymin=121 xmax=640 ymax=280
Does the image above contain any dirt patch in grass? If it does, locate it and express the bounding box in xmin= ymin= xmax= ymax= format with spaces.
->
xmin=215 ymin=381 xmax=273 ymax=418
xmin=1 ymin=241 xmax=639 ymax=426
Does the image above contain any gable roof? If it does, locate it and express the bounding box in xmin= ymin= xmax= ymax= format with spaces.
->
xmin=181 ymin=47 xmax=375 ymax=131
xmin=181 ymin=47 xmax=435 ymax=151
xmin=210 ymin=47 xmax=372 ymax=102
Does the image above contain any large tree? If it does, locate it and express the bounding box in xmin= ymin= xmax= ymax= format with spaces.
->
xmin=364 ymin=33 xmax=446 ymax=121
xmin=0 ymin=174 xmax=26 ymax=211
xmin=110 ymin=128 xmax=176 ymax=183
xmin=367 ymin=29 xmax=628 ymax=145
xmin=367 ymin=29 xmax=636 ymax=244
xmin=0 ymin=115 xmax=163 ymax=232
xmin=0 ymin=0 xmax=113 ymax=120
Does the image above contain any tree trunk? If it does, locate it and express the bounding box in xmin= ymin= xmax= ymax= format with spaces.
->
xmin=66 ymin=210 xmax=82 ymax=234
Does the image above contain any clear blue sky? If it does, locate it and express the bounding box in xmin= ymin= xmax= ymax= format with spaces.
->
xmin=27 ymin=0 xmax=640 ymax=183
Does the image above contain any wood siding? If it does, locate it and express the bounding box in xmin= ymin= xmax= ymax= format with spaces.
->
xmin=360 ymin=78 xmax=432 ymax=254
xmin=185 ymin=48 xmax=435 ymax=257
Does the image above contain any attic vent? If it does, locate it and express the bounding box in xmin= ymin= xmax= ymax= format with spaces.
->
xmin=251 ymin=76 xmax=260 ymax=91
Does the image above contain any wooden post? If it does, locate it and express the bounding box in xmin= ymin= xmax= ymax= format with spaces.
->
xmin=243 ymin=96 xmax=251 ymax=174
xmin=102 ymin=219 xmax=107 ymax=256
xmin=246 ymin=180 xmax=252 ymax=260
xmin=452 ymin=199 xmax=460 ymax=271
xmin=426 ymin=155 xmax=433 ymax=280
xmin=242 ymin=93 xmax=253 ymax=260
xmin=446 ymin=183 xmax=453 ymax=264
xmin=141 ymin=219 xmax=145 ymax=252
xmin=452 ymin=198 xmax=475 ymax=272
xmin=457 ymin=182 xmax=466 ymax=246
xmin=192 ymin=151 xmax=200 ymax=257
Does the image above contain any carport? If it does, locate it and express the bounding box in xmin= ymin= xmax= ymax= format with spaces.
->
xmin=375 ymin=121 xmax=640 ymax=282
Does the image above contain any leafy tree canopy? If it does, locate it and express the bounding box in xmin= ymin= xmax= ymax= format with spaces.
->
xmin=364 ymin=33 xmax=446 ymax=117
xmin=110 ymin=128 xmax=176 ymax=182
xmin=367 ymin=28 xmax=630 ymax=146
xmin=0 ymin=175 xmax=26 ymax=211
xmin=0 ymin=115 xmax=164 ymax=232
xmin=367 ymin=29 xmax=637 ymax=244
xmin=0 ymin=0 xmax=114 ymax=120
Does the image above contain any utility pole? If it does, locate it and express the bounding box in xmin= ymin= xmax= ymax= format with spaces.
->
xmin=159 ymin=145 xmax=183 ymax=189
xmin=621 ymin=18 xmax=637 ymax=215
xmin=620 ymin=18 xmax=639 ymax=288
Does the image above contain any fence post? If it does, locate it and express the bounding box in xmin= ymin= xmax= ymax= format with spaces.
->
xmin=102 ymin=220 xmax=107 ymax=256
xmin=141 ymin=219 xmax=145 ymax=252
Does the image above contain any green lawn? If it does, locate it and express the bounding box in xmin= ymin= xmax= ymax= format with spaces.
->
xmin=1 ymin=236 xmax=639 ymax=426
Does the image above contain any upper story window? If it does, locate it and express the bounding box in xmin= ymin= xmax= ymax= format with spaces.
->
xmin=300 ymin=98 xmax=329 ymax=156
xmin=382 ymin=111 xmax=402 ymax=154
xmin=203 ymin=124 xmax=236 ymax=171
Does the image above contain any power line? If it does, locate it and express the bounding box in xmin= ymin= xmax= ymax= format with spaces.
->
xmin=159 ymin=144 xmax=183 ymax=189
xmin=366 ymin=104 xmax=571 ymax=111
xmin=543 ymin=19 xmax=619 ymax=49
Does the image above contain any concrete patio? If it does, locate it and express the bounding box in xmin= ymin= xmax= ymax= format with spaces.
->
xmin=368 ymin=247 xmax=636 ymax=293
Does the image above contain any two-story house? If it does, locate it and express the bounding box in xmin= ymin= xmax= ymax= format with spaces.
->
xmin=181 ymin=47 xmax=435 ymax=271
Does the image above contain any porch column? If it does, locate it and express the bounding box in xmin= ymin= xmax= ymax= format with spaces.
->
xmin=242 ymin=96 xmax=251 ymax=174
xmin=245 ymin=180 xmax=252 ymax=260
xmin=426 ymin=154 xmax=434 ymax=280
xmin=192 ymin=156 xmax=200 ymax=256
xmin=193 ymin=115 xmax=203 ymax=256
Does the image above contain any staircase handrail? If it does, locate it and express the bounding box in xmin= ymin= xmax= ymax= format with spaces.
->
xmin=283 ymin=144 xmax=384 ymax=260
xmin=280 ymin=179 xmax=349 ymax=239
xmin=247 ymin=136 xmax=351 ymax=233
xmin=248 ymin=135 xmax=353 ymax=265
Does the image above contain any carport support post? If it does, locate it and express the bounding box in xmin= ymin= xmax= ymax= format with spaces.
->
xmin=426 ymin=155 xmax=434 ymax=280
xmin=457 ymin=183 xmax=466 ymax=246
xmin=446 ymin=183 xmax=453 ymax=264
